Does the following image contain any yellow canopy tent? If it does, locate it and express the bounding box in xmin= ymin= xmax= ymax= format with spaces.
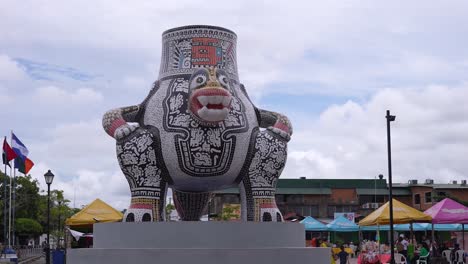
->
xmin=359 ymin=198 xmax=432 ymax=226
xmin=65 ymin=198 xmax=123 ymax=227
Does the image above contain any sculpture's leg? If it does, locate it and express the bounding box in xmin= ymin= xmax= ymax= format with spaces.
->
xmin=239 ymin=129 xmax=288 ymax=222
xmin=116 ymin=127 xmax=169 ymax=222
xmin=173 ymin=190 xmax=213 ymax=221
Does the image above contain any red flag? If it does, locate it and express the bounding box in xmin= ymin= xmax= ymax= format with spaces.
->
xmin=14 ymin=157 xmax=34 ymax=174
xmin=24 ymin=157 xmax=34 ymax=174
xmin=2 ymin=137 xmax=17 ymax=166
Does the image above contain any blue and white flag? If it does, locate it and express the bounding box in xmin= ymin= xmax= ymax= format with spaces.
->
xmin=11 ymin=132 xmax=29 ymax=161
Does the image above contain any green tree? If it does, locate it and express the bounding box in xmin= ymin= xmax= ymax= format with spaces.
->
xmin=217 ymin=204 xmax=240 ymax=221
xmin=15 ymin=175 xmax=42 ymax=220
xmin=0 ymin=170 xmax=80 ymax=245
xmin=165 ymin=203 xmax=175 ymax=219
xmin=15 ymin=218 xmax=43 ymax=237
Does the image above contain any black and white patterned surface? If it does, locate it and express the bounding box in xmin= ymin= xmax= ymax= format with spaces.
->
xmin=104 ymin=25 xmax=292 ymax=221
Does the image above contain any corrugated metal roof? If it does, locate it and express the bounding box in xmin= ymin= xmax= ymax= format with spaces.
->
xmin=277 ymin=178 xmax=387 ymax=189
xmin=356 ymin=188 xmax=411 ymax=196
xmin=214 ymin=187 xmax=332 ymax=195
xmin=277 ymin=188 xmax=332 ymax=195
xmin=356 ymin=188 xmax=389 ymax=195
xmin=392 ymin=189 xmax=412 ymax=195
xmin=432 ymin=184 xmax=468 ymax=189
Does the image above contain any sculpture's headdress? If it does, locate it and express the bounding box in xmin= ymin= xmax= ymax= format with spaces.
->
xmin=159 ymin=25 xmax=239 ymax=82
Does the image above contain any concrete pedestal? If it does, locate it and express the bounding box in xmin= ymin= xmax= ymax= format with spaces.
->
xmin=67 ymin=222 xmax=329 ymax=264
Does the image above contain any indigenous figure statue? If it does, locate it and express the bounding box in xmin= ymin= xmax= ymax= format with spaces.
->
xmin=102 ymin=25 xmax=292 ymax=222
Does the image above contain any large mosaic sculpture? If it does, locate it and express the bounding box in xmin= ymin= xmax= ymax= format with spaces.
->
xmin=102 ymin=25 xmax=292 ymax=222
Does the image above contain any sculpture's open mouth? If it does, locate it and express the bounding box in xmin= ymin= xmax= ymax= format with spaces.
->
xmin=190 ymin=88 xmax=232 ymax=123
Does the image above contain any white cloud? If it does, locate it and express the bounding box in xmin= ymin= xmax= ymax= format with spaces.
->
xmin=28 ymin=119 xmax=129 ymax=210
xmin=31 ymin=161 xmax=129 ymax=210
xmin=282 ymin=84 xmax=468 ymax=184
xmin=30 ymin=120 xmax=116 ymax=176
xmin=1 ymin=1 xmax=468 ymax=211
xmin=35 ymin=86 xmax=103 ymax=104
xmin=0 ymin=54 xmax=26 ymax=81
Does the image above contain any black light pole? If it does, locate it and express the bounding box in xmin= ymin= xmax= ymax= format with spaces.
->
xmin=44 ymin=170 xmax=55 ymax=264
xmin=386 ymin=110 xmax=396 ymax=264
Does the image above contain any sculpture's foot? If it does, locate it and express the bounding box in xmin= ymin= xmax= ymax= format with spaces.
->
xmin=254 ymin=198 xmax=283 ymax=222
xmin=173 ymin=190 xmax=213 ymax=221
xmin=239 ymin=182 xmax=284 ymax=222
xmin=124 ymin=197 xmax=165 ymax=222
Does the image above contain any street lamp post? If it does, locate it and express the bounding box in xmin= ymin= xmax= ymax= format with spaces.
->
xmin=386 ymin=110 xmax=396 ymax=264
xmin=44 ymin=170 xmax=55 ymax=264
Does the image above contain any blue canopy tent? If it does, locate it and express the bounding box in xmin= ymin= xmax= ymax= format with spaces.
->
xmin=300 ymin=216 xmax=328 ymax=231
xmin=360 ymin=223 xmax=427 ymax=231
xmin=327 ymin=216 xmax=359 ymax=232
xmin=419 ymin=223 xmax=463 ymax=231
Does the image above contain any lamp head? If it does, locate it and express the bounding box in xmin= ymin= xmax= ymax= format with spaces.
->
xmin=44 ymin=170 xmax=55 ymax=185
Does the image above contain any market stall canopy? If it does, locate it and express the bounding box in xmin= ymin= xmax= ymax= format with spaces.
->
xmin=359 ymin=199 xmax=432 ymax=226
xmin=65 ymin=198 xmax=123 ymax=226
xmin=424 ymin=198 xmax=468 ymax=224
xmin=419 ymin=223 xmax=463 ymax=231
xmin=360 ymin=223 xmax=427 ymax=231
xmin=299 ymin=216 xmax=328 ymax=231
xmin=327 ymin=215 xmax=359 ymax=232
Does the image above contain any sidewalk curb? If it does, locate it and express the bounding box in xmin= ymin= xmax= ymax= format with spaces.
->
xmin=18 ymin=255 xmax=42 ymax=264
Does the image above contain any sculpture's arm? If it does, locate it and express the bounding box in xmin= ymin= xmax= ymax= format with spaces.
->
xmin=257 ymin=108 xmax=293 ymax=142
xmin=102 ymin=105 xmax=140 ymax=140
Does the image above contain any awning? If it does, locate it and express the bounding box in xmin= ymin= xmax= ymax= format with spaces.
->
xmin=359 ymin=199 xmax=432 ymax=226
xmin=65 ymin=198 xmax=123 ymax=226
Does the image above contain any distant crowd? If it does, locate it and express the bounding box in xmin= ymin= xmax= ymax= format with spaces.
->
xmin=309 ymin=234 xmax=465 ymax=264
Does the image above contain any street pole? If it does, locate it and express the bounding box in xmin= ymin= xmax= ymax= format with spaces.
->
xmin=386 ymin=110 xmax=396 ymax=264
xmin=44 ymin=170 xmax=54 ymax=264
xmin=46 ymin=183 xmax=51 ymax=264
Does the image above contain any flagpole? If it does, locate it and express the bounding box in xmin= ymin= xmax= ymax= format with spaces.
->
xmin=3 ymin=158 xmax=6 ymax=247
xmin=11 ymin=169 xmax=16 ymax=247
xmin=8 ymin=131 xmax=13 ymax=249
xmin=8 ymin=165 xmax=12 ymax=248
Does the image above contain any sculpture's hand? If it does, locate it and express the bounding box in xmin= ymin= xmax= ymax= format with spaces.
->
xmin=102 ymin=105 xmax=141 ymax=139
xmin=257 ymin=109 xmax=292 ymax=142
xmin=114 ymin=123 xmax=139 ymax=140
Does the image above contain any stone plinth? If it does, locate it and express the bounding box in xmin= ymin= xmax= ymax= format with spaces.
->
xmin=67 ymin=222 xmax=329 ymax=264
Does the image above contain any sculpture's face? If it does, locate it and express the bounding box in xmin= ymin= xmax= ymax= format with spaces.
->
xmin=188 ymin=67 xmax=232 ymax=123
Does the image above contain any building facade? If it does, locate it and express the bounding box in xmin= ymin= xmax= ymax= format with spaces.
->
xmin=211 ymin=177 xmax=468 ymax=221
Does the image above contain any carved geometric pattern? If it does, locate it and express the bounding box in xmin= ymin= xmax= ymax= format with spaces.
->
xmin=116 ymin=128 xmax=167 ymax=222
xmin=173 ymin=190 xmax=213 ymax=221
xmin=248 ymin=131 xmax=288 ymax=189
xmin=160 ymin=26 xmax=238 ymax=82
xmin=162 ymin=76 xmax=249 ymax=177
xmin=116 ymin=129 xmax=162 ymax=196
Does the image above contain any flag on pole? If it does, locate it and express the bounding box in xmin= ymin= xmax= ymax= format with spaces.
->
xmin=3 ymin=137 xmax=18 ymax=167
xmin=14 ymin=157 xmax=34 ymax=174
xmin=11 ymin=133 xmax=29 ymax=161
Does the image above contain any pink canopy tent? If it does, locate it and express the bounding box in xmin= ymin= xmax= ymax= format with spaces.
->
xmin=424 ymin=198 xmax=468 ymax=251
xmin=424 ymin=198 xmax=468 ymax=224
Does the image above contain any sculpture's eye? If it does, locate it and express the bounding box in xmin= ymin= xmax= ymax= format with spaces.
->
xmin=190 ymin=70 xmax=208 ymax=89
xmin=216 ymin=70 xmax=229 ymax=88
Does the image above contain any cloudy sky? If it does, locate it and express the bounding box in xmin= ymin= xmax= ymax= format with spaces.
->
xmin=1 ymin=1 xmax=468 ymax=210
